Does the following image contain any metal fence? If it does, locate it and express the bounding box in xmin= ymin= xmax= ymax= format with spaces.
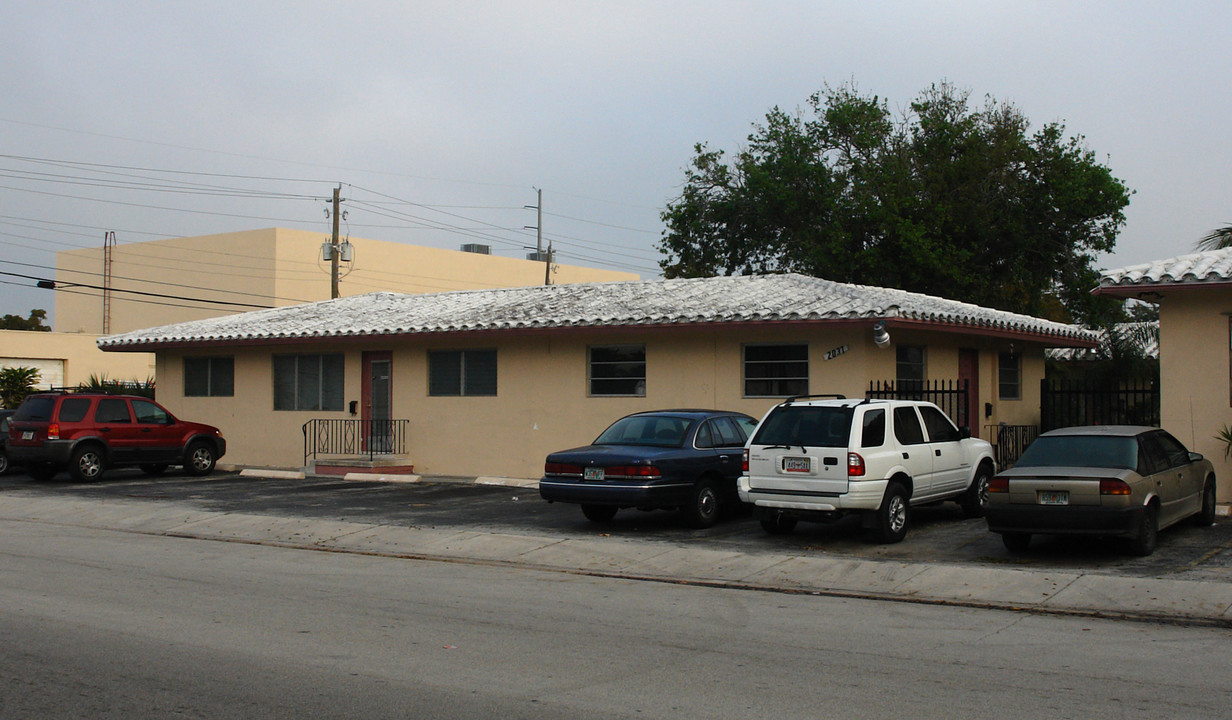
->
xmin=302 ymin=418 xmax=410 ymax=465
xmin=985 ymin=423 xmax=1039 ymax=468
xmin=867 ymin=379 xmax=970 ymax=431
xmin=1040 ymin=379 xmax=1160 ymax=432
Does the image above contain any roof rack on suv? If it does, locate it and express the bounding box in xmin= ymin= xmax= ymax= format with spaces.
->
xmin=782 ymin=394 xmax=846 ymax=404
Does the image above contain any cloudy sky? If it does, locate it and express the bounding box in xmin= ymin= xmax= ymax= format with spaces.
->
xmin=2 ymin=1 xmax=1229 ymax=324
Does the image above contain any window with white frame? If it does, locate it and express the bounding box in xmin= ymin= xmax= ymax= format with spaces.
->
xmin=744 ymin=344 xmax=808 ymax=397
xmin=184 ymin=356 xmax=234 ymax=397
xmin=428 ymin=349 xmax=497 ymax=396
xmin=998 ymin=352 xmax=1021 ymax=400
xmin=273 ymin=354 xmax=344 ymax=411
xmin=589 ymin=345 xmax=646 ymax=396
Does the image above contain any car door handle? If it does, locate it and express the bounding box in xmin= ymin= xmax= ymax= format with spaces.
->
xmin=935 ymin=449 xmax=941 ymax=457
xmin=100 ymin=427 xmax=111 ymax=432
xmin=902 ymin=452 xmax=909 ymax=460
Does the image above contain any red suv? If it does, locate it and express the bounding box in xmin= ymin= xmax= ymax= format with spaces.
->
xmin=7 ymin=393 xmax=226 ymax=482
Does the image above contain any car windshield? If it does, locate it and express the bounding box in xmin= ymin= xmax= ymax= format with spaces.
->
xmin=1015 ymin=435 xmax=1139 ymax=470
xmin=13 ymin=397 xmax=54 ymax=422
xmin=752 ymin=405 xmax=852 ymax=447
xmin=595 ymin=415 xmax=693 ymax=447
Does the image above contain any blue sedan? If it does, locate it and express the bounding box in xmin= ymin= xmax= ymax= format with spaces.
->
xmin=539 ymin=409 xmax=759 ymax=528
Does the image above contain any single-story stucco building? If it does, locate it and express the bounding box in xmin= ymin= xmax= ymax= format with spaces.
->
xmin=98 ymin=273 xmax=1097 ymax=479
xmin=1094 ymin=247 xmax=1232 ymax=502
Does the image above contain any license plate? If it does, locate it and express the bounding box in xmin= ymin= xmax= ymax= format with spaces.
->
xmin=1039 ymin=490 xmax=1069 ymax=506
xmin=782 ymin=457 xmax=811 ymax=473
xmin=21 ymin=431 xmax=33 ymax=440
xmin=583 ymin=467 xmax=605 ymax=481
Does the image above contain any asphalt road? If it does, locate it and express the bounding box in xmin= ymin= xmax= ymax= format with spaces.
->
xmin=2 ymin=468 xmax=1229 ymax=583
xmin=3 ymin=513 xmax=1231 ymax=719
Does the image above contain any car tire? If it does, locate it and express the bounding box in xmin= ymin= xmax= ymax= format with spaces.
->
xmin=1192 ymin=477 xmax=1217 ymax=527
xmin=959 ymin=465 xmax=992 ymax=519
xmin=1001 ymin=532 xmax=1031 ymax=552
xmin=1128 ymin=503 xmax=1159 ymax=557
xmin=28 ymin=463 xmax=57 ymax=481
xmin=682 ymin=478 xmax=721 ymax=529
xmin=184 ymin=441 xmax=217 ymax=477
xmin=69 ymin=445 xmax=106 ymax=482
xmin=140 ymin=463 xmax=169 ymax=476
xmin=0 ymin=450 xmax=8 ymax=475
xmin=580 ymin=504 xmax=617 ymax=523
xmin=873 ymin=482 xmax=910 ymax=544
xmin=758 ymin=509 xmax=798 ymax=535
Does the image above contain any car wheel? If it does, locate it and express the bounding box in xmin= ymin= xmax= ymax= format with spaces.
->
xmin=1001 ymin=532 xmax=1031 ymax=552
xmin=1193 ymin=478 xmax=1217 ymax=527
xmin=758 ymin=509 xmax=798 ymax=535
xmin=184 ymin=442 xmax=216 ymax=476
xmin=959 ymin=465 xmax=992 ymax=518
xmin=69 ymin=446 xmax=106 ymax=482
xmin=580 ymin=504 xmax=617 ymax=523
xmin=873 ymin=482 xmax=910 ymax=544
xmin=0 ymin=450 xmax=8 ymax=475
xmin=1128 ymin=503 xmax=1159 ymax=557
xmin=681 ymin=479 xmax=721 ymax=529
xmin=28 ymin=463 xmax=57 ymax=481
xmin=140 ymin=463 xmax=169 ymax=476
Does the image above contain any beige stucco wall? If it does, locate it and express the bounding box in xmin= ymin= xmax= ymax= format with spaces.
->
xmin=148 ymin=324 xmax=1047 ymax=478
xmin=0 ymin=330 xmax=155 ymax=398
xmin=1157 ymin=287 xmax=1231 ymax=501
xmin=57 ymin=228 xmax=640 ymax=335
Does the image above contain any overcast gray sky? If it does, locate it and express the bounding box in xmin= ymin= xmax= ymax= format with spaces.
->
xmin=2 ymin=1 xmax=1229 ymax=325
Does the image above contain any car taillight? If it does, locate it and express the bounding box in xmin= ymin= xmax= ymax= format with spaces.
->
xmin=544 ymin=462 xmax=583 ymax=476
xmin=742 ymin=448 xmax=749 ymax=472
xmin=1099 ymin=479 xmax=1132 ymax=496
xmin=608 ymin=465 xmax=662 ymax=479
xmin=988 ymin=477 xmax=1009 ymax=493
xmin=847 ymin=452 xmax=865 ymax=477
xmin=47 ymin=423 xmax=59 ymax=440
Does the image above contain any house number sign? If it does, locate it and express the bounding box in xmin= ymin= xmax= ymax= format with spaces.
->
xmin=824 ymin=345 xmax=849 ymax=360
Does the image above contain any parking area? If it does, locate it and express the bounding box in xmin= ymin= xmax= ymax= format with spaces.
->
xmin=2 ymin=468 xmax=1230 ymax=583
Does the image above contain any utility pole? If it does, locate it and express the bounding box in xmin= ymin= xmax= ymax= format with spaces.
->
xmin=330 ymin=185 xmax=342 ymax=299
xmin=525 ymin=188 xmax=552 ymax=285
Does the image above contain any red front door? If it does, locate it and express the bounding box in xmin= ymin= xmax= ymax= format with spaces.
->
xmin=958 ymin=349 xmax=980 ymax=438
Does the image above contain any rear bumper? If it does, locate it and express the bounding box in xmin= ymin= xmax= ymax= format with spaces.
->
xmin=985 ymin=503 xmax=1143 ymax=537
xmin=738 ymin=474 xmax=887 ymax=514
xmin=539 ymin=477 xmax=696 ymax=508
xmin=7 ymin=440 xmax=73 ymax=465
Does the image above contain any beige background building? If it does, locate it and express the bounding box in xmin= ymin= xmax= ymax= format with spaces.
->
xmin=0 ymin=330 xmax=155 ymax=391
xmin=55 ymin=227 xmax=638 ymax=335
xmin=0 ymin=227 xmax=637 ymax=404
xmin=1096 ymin=248 xmax=1232 ymax=502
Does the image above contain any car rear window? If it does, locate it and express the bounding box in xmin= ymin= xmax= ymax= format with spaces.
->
xmin=1016 ymin=435 xmax=1139 ymax=471
xmin=596 ymin=415 xmax=692 ymax=447
xmin=751 ymin=406 xmax=852 ymax=448
xmin=14 ymin=397 xmax=56 ymax=422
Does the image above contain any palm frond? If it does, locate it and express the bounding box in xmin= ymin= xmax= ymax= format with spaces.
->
xmin=1196 ymin=224 xmax=1232 ymax=251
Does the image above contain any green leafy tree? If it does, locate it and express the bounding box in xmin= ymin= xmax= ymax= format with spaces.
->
xmin=0 ymin=366 xmax=41 ymax=408
xmin=660 ymin=81 xmax=1133 ymax=324
xmin=0 ymin=309 xmax=51 ymax=331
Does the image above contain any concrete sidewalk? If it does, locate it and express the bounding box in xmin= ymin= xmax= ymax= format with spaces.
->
xmin=3 ymin=491 xmax=1230 ymax=627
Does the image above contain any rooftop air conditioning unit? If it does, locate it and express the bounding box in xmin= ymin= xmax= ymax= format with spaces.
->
xmin=526 ymin=251 xmax=550 ymax=262
xmin=460 ymin=243 xmax=491 ymax=254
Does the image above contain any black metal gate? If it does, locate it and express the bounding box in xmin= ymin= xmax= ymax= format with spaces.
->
xmin=867 ymin=379 xmax=970 ymax=431
xmin=1040 ymin=379 xmax=1160 ymax=431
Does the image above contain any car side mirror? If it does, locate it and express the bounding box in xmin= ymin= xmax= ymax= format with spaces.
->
xmin=960 ymin=426 xmax=971 ymax=439
xmin=1190 ymin=452 xmax=1204 ymax=462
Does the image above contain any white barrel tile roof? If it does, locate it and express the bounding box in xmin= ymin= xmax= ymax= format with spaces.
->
xmin=1098 ymin=247 xmax=1232 ymax=289
xmin=98 ymin=273 xmax=1096 ymax=349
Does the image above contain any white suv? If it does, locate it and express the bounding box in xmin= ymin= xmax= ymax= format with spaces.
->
xmin=739 ymin=396 xmax=995 ymax=543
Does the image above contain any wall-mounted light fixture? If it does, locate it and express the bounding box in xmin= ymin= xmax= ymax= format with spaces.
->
xmin=873 ymin=321 xmax=891 ymax=349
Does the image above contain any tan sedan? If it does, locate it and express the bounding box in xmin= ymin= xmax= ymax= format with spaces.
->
xmin=985 ymin=425 xmax=1216 ymax=556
